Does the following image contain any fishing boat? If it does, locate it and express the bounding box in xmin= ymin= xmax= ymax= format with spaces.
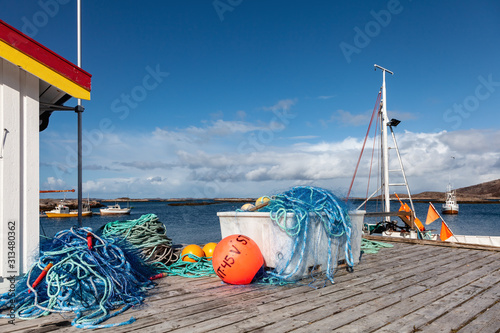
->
xmin=45 ymin=201 xmax=92 ymax=218
xmin=99 ymin=203 xmax=131 ymax=215
xmin=349 ymin=65 xmax=500 ymax=247
xmin=442 ymin=183 xmax=459 ymax=214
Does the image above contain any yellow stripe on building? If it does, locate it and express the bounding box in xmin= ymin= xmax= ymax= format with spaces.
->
xmin=0 ymin=40 xmax=90 ymax=100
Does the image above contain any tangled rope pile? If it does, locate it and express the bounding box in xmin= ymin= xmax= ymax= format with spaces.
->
xmin=257 ymin=186 xmax=353 ymax=284
xmin=0 ymin=227 xmax=154 ymax=329
xmin=159 ymin=253 xmax=215 ymax=278
xmin=101 ymin=214 xmax=178 ymax=269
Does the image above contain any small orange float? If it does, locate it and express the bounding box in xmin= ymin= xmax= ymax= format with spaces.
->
xmin=212 ymin=234 xmax=264 ymax=285
xmin=181 ymin=244 xmax=205 ymax=263
xmin=202 ymin=242 xmax=218 ymax=261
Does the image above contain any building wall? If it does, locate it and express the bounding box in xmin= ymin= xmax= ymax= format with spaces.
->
xmin=0 ymin=58 xmax=39 ymax=293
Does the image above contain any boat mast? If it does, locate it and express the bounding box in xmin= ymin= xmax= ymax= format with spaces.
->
xmin=374 ymin=64 xmax=393 ymax=221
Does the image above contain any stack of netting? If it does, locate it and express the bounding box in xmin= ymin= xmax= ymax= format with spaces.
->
xmin=257 ymin=186 xmax=353 ymax=284
xmin=101 ymin=213 xmax=179 ymax=270
xmin=102 ymin=214 xmax=213 ymax=278
xmin=0 ymin=227 xmax=154 ymax=329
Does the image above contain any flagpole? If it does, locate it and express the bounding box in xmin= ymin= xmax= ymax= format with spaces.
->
xmin=429 ymin=202 xmax=459 ymax=242
xmin=395 ymin=193 xmax=424 ymax=238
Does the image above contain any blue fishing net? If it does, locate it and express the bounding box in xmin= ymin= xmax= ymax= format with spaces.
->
xmin=0 ymin=227 xmax=155 ymax=329
xmin=256 ymin=186 xmax=353 ymax=284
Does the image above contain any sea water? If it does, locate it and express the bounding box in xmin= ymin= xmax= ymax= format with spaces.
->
xmin=357 ymin=201 xmax=500 ymax=237
xmin=40 ymin=200 xmax=500 ymax=245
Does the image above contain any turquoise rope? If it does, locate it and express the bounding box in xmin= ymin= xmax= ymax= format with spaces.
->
xmin=157 ymin=253 xmax=215 ymax=278
xmin=0 ymin=227 xmax=153 ymax=329
xmin=258 ymin=186 xmax=353 ymax=283
xmin=360 ymin=238 xmax=394 ymax=254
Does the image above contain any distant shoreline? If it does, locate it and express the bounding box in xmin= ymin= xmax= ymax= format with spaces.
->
xmin=40 ymin=196 xmax=500 ymax=211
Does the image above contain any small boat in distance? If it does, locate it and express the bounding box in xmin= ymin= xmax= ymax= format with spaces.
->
xmin=45 ymin=201 xmax=93 ymax=218
xmin=100 ymin=203 xmax=131 ymax=215
xmin=442 ymin=183 xmax=459 ymax=214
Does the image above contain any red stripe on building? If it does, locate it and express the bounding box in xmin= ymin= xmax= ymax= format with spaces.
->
xmin=0 ymin=19 xmax=91 ymax=91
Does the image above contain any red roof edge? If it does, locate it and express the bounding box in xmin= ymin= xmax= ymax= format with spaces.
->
xmin=0 ymin=19 xmax=91 ymax=91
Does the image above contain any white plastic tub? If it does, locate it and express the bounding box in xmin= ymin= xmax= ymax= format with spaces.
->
xmin=217 ymin=210 xmax=365 ymax=279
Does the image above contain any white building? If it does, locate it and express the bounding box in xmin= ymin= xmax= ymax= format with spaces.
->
xmin=0 ymin=19 xmax=91 ymax=292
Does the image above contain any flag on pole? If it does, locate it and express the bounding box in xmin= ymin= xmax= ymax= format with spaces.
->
xmin=440 ymin=221 xmax=454 ymax=241
xmin=414 ymin=217 xmax=425 ymax=232
xmin=425 ymin=203 xmax=440 ymax=225
xmin=399 ymin=202 xmax=425 ymax=231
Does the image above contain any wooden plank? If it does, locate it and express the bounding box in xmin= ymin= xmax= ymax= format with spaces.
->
xmin=118 ymin=241 xmax=440 ymax=332
xmin=457 ymin=300 xmax=500 ymax=333
xmin=334 ymin=254 xmax=500 ymax=332
xmin=2 ymin=243 xmax=499 ymax=333
xmin=417 ymin=278 xmax=500 ymax=332
xmin=264 ymin=250 xmax=500 ymax=332
xmin=0 ymin=243 xmax=446 ymax=332
xmin=364 ymin=235 xmax=500 ymax=252
xmin=208 ymin=248 xmax=480 ymax=332
xmin=372 ymin=254 xmax=500 ymax=332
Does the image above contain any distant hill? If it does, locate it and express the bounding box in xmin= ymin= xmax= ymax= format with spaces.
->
xmin=403 ymin=179 xmax=500 ymax=203
xmin=456 ymin=179 xmax=500 ymax=198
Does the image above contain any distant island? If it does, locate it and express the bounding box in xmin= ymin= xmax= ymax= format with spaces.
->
xmin=39 ymin=179 xmax=500 ymax=210
xmin=388 ymin=178 xmax=500 ymax=203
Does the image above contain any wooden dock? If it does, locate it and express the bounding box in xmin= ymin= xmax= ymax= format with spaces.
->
xmin=2 ymin=239 xmax=499 ymax=332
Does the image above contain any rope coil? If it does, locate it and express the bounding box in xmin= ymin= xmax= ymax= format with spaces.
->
xmin=0 ymin=227 xmax=154 ymax=329
xmin=102 ymin=214 xmax=179 ymax=265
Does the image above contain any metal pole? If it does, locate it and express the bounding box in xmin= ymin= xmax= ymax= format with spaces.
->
xmin=374 ymin=64 xmax=393 ymax=221
xmin=77 ymin=0 xmax=82 ymax=227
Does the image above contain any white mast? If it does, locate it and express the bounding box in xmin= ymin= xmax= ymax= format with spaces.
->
xmin=374 ymin=64 xmax=393 ymax=221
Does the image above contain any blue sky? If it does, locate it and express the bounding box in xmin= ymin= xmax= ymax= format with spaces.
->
xmin=3 ymin=0 xmax=500 ymax=199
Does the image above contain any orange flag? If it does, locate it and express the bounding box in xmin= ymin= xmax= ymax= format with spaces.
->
xmin=440 ymin=221 xmax=454 ymax=241
xmin=400 ymin=202 xmax=425 ymax=231
xmin=426 ymin=204 xmax=440 ymax=225
xmin=414 ymin=217 xmax=425 ymax=232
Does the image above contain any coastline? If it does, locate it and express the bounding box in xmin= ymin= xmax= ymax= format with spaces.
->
xmin=39 ymin=196 xmax=500 ymax=211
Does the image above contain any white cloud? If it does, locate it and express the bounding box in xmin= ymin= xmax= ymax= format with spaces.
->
xmin=324 ymin=109 xmax=416 ymax=128
xmin=41 ymin=117 xmax=500 ymax=199
xmin=261 ymin=99 xmax=297 ymax=112
xmin=42 ymin=177 xmax=68 ymax=190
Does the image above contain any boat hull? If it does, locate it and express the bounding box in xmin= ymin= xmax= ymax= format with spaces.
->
xmin=441 ymin=209 xmax=459 ymax=215
xmin=45 ymin=211 xmax=92 ymax=218
xmin=99 ymin=209 xmax=131 ymax=215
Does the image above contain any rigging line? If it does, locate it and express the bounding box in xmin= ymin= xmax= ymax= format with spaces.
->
xmin=364 ymin=107 xmax=379 ymax=210
xmin=346 ymin=90 xmax=382 ymax=201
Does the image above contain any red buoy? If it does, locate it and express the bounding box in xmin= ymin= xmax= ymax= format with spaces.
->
xmin=212 ymin=234 xmax=264 ymax=285
xmin=29 ymin=262 xmax=53 ymax=293
xmin=87 ymin=232 xmax=93 ymax=250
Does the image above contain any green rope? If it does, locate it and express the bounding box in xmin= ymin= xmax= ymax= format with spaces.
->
xmin=360 ymin=238 xmax=394 ymax=254
xmin=156 ymin=254 xmax=215 ymax=278
xmin=101 ymin=214 xmax=178 ymax=266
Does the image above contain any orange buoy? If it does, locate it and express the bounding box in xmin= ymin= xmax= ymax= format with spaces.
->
xmin=181 ymin=244 xmax=205 ymax=263
xmin=29 ymin=262 xmax=53 ymax=293
xmin=202 ymin=242 xmax=218 ymax=261
xmin=212 ymin=234 xmax=264 ymax=285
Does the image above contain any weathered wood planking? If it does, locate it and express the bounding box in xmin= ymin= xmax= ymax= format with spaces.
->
xmin=1 ymin=241 xmax=499 ymax=333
